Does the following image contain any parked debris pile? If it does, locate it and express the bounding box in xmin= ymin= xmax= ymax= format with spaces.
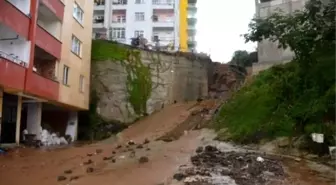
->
xmin=175 ymin=145 xmax=286 ymax=185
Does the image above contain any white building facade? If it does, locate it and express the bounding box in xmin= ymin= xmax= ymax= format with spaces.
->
xmin=93 ymin=0 xmax=180 ymax=50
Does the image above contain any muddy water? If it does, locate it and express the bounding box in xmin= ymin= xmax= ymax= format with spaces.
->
xmin=0 ymin=101 xmax=334 ymax=185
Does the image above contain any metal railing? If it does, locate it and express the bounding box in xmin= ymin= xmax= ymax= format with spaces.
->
xmin=0 ymin=50 xmax=27 ymax=67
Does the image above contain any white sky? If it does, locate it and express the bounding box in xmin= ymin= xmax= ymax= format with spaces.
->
xmin=196 ymin=0 xmax=257 ymax=63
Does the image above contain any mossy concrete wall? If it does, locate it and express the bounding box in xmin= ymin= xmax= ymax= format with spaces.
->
xmin=91 ymin=41 xmax=209 ymax=123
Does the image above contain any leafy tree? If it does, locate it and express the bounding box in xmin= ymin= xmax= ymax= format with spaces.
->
xmin=230 ymin=50 xmax=258 ymax=67
xmin=244 ymin=0 xmax=335 ymax=67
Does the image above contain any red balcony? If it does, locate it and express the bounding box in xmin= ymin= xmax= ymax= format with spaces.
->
xmin=0 ymin=0 xmax=30 ymax=38
xmin=39 ymin=0 xmax=65 ymax=21
xmin=0 ymin=57 xmax=26 ymax=91
xmin=25 ymin=72 xmax=59 ymax=101
xmin=35 ymin=25 xmax=62 ymax=59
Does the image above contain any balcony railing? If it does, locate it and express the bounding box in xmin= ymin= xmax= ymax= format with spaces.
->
xmin=152 ymin=0 xmax=174 ymax=5
xmin=25 ymin=72 xmax=59 ymax=100
xmin=0 ymin=50 xmax=27 ymax=68
xmin=35 ymin=25 xmax=62 ymax=59
xmin=39 ymin=0 xmax=65 ymax=20
xmin=112 ymin=0 xmax=127 ymax=5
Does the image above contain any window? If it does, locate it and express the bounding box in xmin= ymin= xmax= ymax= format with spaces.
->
xmin=135 ymin=0 xmax=144 ymax=4
xmin=112 ymin=0 xmax=127 ymax=5
xmin=63 ymin=65 xmax=69 ymax=85
xmin=116 ymin=15 xmax=126 ymax=23
xmin=135 ymin=12 xmax=145 ymax=21
xmin=112 ymin=28 xmax=126 ymax=39
xmin=79 ymin=75 xmax=84 ymax=93
xmin=71 ymin=35 xmax=82 ymax=56
xmin=73 ymin=3 xmax=84 ymax=24
xmin=134 ymin=30 xmax=144 ymax=37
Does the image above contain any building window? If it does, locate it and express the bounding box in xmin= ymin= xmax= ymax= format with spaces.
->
xmin=79 ymin=75 xmax=84 ymax=93
xmin=112 ymin=0 xmax=127 ymax=5
xmin=71 ymin=35 xmax=82 ymax=56
xmin=116 ymin=15 xmax=126 ymax=23
xmin=135 ymin=0 xmax=144 ymax=4
xmin=73 ymin=3 xmax=84 ymax=24
xmin=135 ymin=12 xmax=145 ymax=21
xmin=63 ymin=65 xmax=69 ymax=85
xmin=134 ymin=30 xmax=144 ymax=37
xmin=112 ymin=28 xmax=126 ymax=39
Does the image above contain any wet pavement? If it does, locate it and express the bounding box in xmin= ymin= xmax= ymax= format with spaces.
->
xmin=0 ymin=101 xmax=334 ymax=185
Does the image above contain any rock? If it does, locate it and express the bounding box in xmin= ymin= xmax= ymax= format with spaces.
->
xmin=112 ymin=151 xmax=116 ymax=154
xmin=57 ymin=175 xmax=67 ymax=181
xmin=86 ymin=167 xmax=94 ymax=173
xmin=294 ymin=158 xmax=302 ymax=162
xmin=136 ymin=144 xmax=144 ymax=149
xmin=111 ymin=159 xmax=116 ymax=163
xmin=173 ymin=173 xmax=185 ymax=181
xmin=143 ymin=138 xmax=150 ymax=144
xmin=196 ymin=146 xmax=203 ymax=153
xmin=116 ymin=145 xmax=122 ymax=149
xmin=146 ymin=148 xmax=151 ymax=151
xmin=83 ymin=159 xmax=93 ymax=165
xmin=139 ymin=156 xmax=149 ymax=163
xmin=162 ymin=138 xmax=173 ymax=142
xmin=64 ymin=169 xmax=72 ymax=174
xmin=128 ymin=140 xmax=135 ymax=145
xmin=103 ymin=156 xmax=113 ymax=160
xmin=256 ymin=156 xmax=264 ymax=162
xmin=276 ymin=137 xmax=290 ymax=148
xmin=70 ymin=176 xmax=79 ymax=181
xmin=129 ymin=151 xmax=136 ymax=158
xmin=87 ymin=153 xmax=93 ymax=157
xmin=96 ymin=149 xmax=103 ymax=154
xmin=204 ymin=145 xmax=218 ymax=153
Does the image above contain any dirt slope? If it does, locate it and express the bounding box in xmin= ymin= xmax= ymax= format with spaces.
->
xmin=0 ymin=101 xmax=334 ymax=185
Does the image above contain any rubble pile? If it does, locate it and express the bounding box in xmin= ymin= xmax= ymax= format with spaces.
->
xmin=175 ymin=145 xmax=286 ymax=185
xmin=23 ymin=126 xmax=69 ymax=146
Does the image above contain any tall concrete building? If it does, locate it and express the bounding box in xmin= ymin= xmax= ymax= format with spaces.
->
xmin=253 ymin=0 xmax=307 ymax=73
xmin=0 ymin=0 xmax=93 ymax=144
xmin=179 ymin=0 xmax=197 ymax=52
xmin=92 ymin=0 xmax=197 ymax=51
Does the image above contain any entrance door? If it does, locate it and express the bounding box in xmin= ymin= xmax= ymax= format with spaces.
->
xmin=0 ymin=93 xmax=18 ymax=143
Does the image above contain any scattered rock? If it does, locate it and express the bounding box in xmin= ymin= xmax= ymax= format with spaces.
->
xmin=64 ymin=169 xmax=72 ymax=174
xmin=276 ymin=137 xmax=290 ymax=148
xmin=116 ymin=145 xmax=122 ymax=149
xmin=161 ymin=138 xmax=173 ymax=142
xmin=129 ymin=151 xmax=136 ymax=158
xmin=294 ymin=157 xmax=302 ymax=162
xmin=57 ymin=175 xmax=67 ymax=181
xmin=70 ymin=176 xmax=79 ymax=181
xmin=196 ymin=146 xmax=203 ymax=153
xmin=96 ymin=149 xmax=103 ymax=154
xmin=139 ymin=156 xmax=149 ymax=164
xmin=204 ymin=145 xmax=218 ymax=153
xmin=128 ymin=140 xmax=135 ymax=145
xmin=83 ymin=159 xmax=93 ymax=165
xmin=173 ymin=173 xmax=185 ymax=181
xmin=143 ymin=138 xmax=150 ymax=144
xmin=112 ymin=151 xmax=116 ymax=154
xmin=103 ymin=156 xmax=113 ymax=161
xmin=136 ymin=144 xmax=144 ymax=149
xmin=146 ymin=148 xmax=151 ymax=151
xmin=87 ymin=153 xmax=93 ymax=157
xmin=86 ymin=167 xmax=94 ymax=173
xmin=111 ymin=158 xmax=116 ymax=163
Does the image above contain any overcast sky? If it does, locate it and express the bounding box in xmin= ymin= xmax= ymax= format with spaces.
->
xmin=196 ymin=0 xmax=257 ymax=63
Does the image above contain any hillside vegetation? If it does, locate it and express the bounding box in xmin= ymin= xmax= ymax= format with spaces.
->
xmin=214 ymin=0 xmax=335 ymax=149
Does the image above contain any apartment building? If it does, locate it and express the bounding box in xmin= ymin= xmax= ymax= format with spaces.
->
xmin=93 ymin=0 xmax=187 ymax=51
xmin=179 ymin=0 xmax=197 ymax=52
xmin=0 ymin=0 xmax=93 ymax=144
xmin=255 ymin=0 xmax=307 ymax=64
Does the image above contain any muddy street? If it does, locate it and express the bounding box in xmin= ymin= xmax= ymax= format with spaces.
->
xmin=0 ymin=102 xmax=334 ymax=185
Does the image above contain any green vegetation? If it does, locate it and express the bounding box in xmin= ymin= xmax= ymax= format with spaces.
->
xmin=214 ymin=0 xmax=335 ymax=148
xmin=91 ymin=40 xmax=152 ymax=115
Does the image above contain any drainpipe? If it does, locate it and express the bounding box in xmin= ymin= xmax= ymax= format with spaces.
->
xmin=24 ymin=0 xmax=39 ymax=91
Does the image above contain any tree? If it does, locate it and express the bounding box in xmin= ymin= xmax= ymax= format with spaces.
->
xmin=230 ymin=50 xmax=258 ymax=67
xmin=244 ymin=0 xmax=335 ymax=67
